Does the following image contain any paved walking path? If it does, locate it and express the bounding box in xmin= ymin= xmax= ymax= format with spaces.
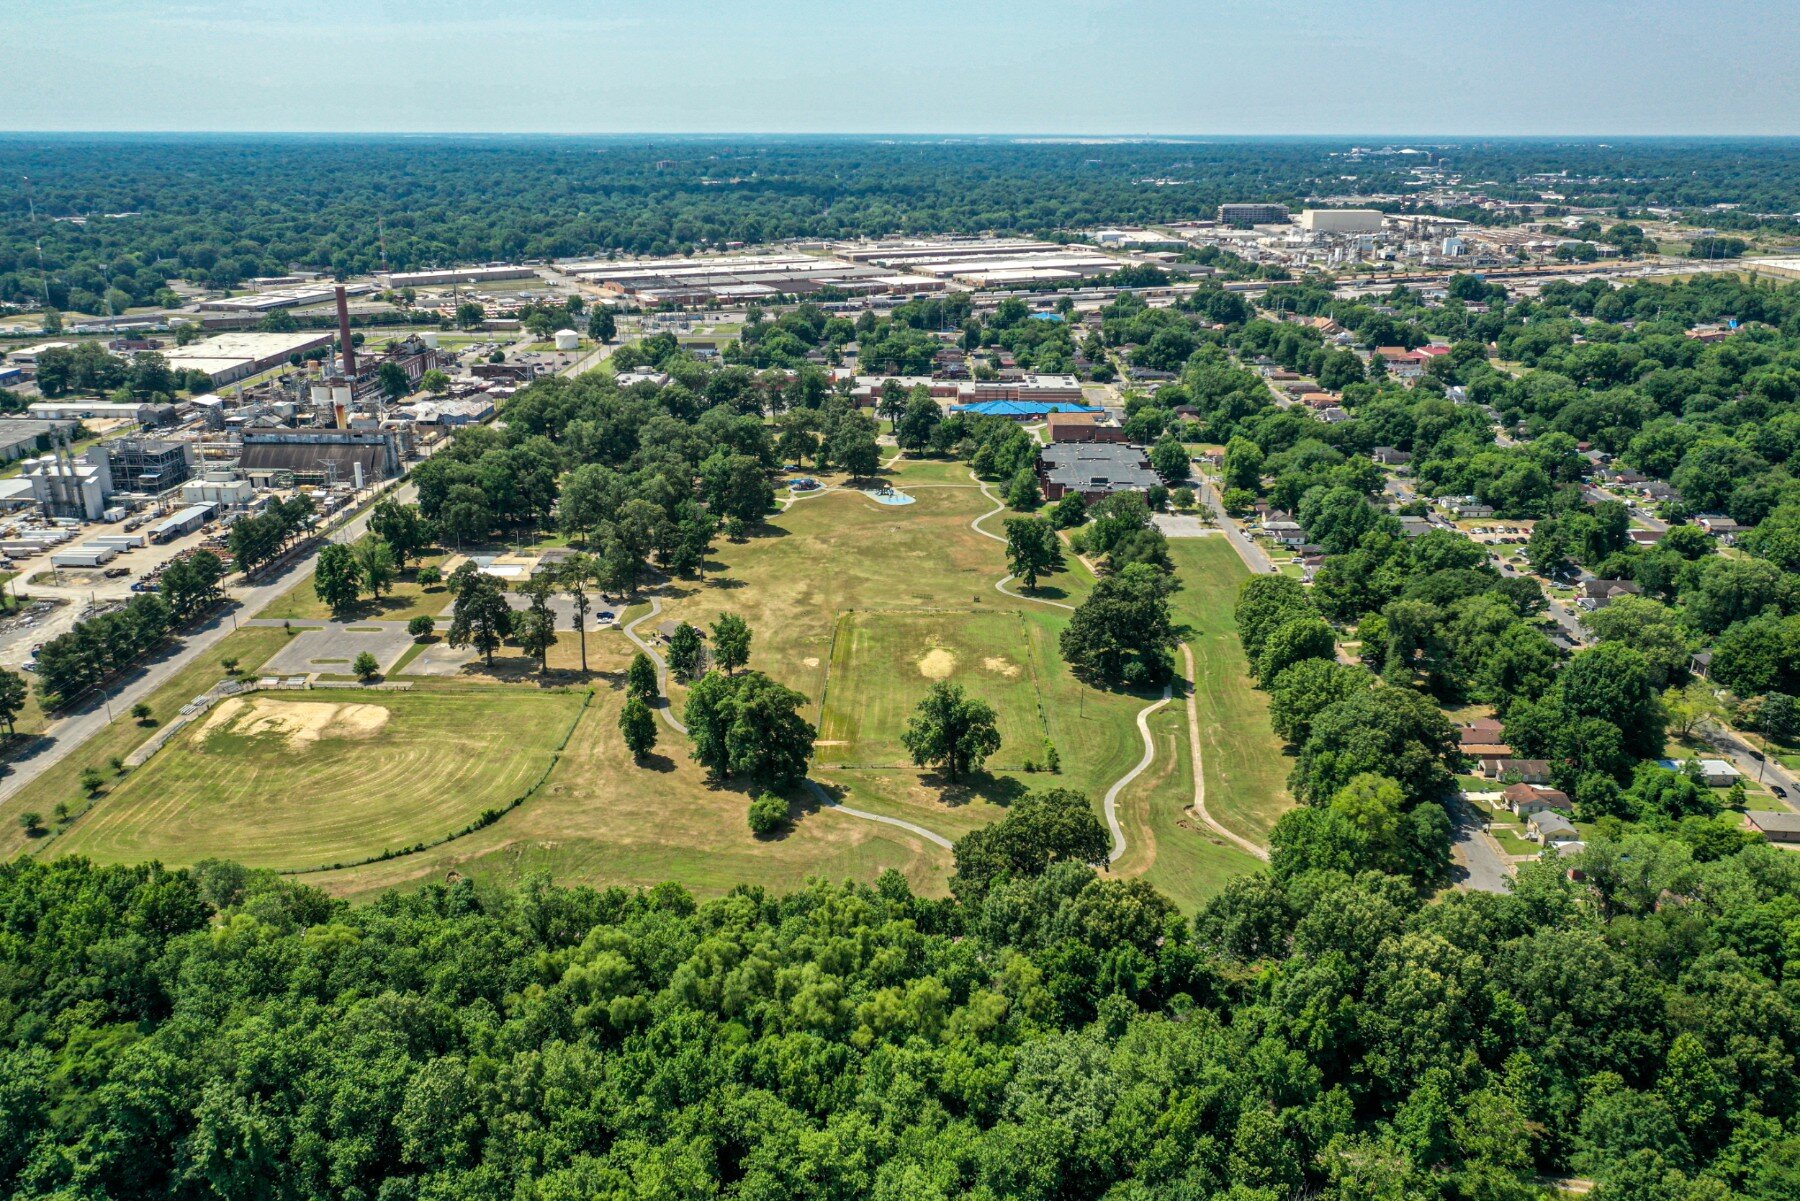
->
xmin=1104 ymin=684 xmax=1173 ymax=861
xmin=620 ymin=593 xmax=688 ymax=734
xmin=1179 ymin=642 xmax=1269 ymax=861
xmin=967 ymin=472 xmax=1077 ymax=611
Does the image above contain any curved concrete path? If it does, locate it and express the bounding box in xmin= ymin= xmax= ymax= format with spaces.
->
xmin=1180 ymin=642 xmax=1269 ymax=861
xmin=1104 ymin=684 xmax=1173 ymax=862
xmin=967 ymin=472 xmax=1077 ymax=612
xmin=805 ymin=780 xmax=953 ymax=849
xmin=620 ymin=593 xmax=688 ymax=734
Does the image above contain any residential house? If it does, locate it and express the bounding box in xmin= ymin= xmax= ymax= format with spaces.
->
xmin=1579 ymin=579 xmax=1642 ymax=610
xmin=1656 ymin=758 xmax=1742 ymax=787
xmin=1695 ymin=513 xmax=1743 ymax=542
xmin=1263 ymin=520 xmax=1307 ymax=547
xmin=1482 ymin=757 xmax=1552 ymax=784
xmin=1747 ymin=811 xmax=1800 ymax=843
xmin=1527 ymin=810 xmax=1580 ymax=845
xmin=1504 ymin=783 xmax=1573 ymax=818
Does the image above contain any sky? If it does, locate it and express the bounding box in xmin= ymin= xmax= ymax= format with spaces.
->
xmin=9 ymin=0 xmax=1800 ymax=136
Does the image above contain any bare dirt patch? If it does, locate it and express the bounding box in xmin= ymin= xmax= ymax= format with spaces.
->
xmin=199 ymin=697 xmax=391 ymax=750
xmin=803 ymin=657 xmax=821 ymax=667
xmin=917 ymin=647 xmax=956 ymax=679
xmin=982 ymin=656 xmax=1021 ymax=678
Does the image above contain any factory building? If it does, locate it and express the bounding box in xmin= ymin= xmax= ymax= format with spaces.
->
xmin=564 ymin=253 xmax=939 ymax=305
xmin=19 ymin=445 xmax=114 ymax=521
xmin=239 ymin=429 xmax=404 ymax=488
xmin=1218 ymin=203 xmax=1290 ymax=225
xmin=164 ymin=330 xmax=335 ymax=386
xmin=0 ymin=418 xmax=81 ymax=463
xmin=1298 ymin=209 xmax=1387 ymax=234
xmin=103 ymin=437 xmax=196 ymax=494
xmin=384 ymin=265 xmax=537 ymax=288
xmin=197 ymin=284 xmax=371 ymax=313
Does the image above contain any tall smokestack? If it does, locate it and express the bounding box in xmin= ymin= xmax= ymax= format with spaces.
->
xmin=336 ymin=285 xmax=356 ymax=379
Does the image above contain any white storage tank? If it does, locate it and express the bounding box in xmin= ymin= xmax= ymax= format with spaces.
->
xmin=420 ymin=331 xmax=440 ymax=349
xmin=553 ymin=328 xmax=580 ymax=351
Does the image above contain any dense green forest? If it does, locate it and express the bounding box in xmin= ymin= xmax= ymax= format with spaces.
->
xmin=5 ymin=816 xmax=1799 ymax=1200
xmin=5 ymin=136 xmax=1800 ymax=311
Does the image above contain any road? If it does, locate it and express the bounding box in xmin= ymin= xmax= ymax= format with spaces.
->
xmin=1703 ymin=722 xmax=1800 ymax=811
xmin=0 ymin=476 xmax=413 ymax=805
xmin=1448 ymin=796 xmax=1514 ymax=894
xmin=1197 ymin=477 xmax=1276 ymax=575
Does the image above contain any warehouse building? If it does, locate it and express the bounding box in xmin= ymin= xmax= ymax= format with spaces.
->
xmin=0 ymin=418 xmax=80 ymax=463
xmin=165 ymin=331 xmax=335 ymax=386
xmin=384 ymin=265 xmax=537 ymax=288
xmin=198 ymin=284 xmax=371 ymax=313
xmin=1299 ymin=209 xmax=1387 ymax=234
xmin=1218 ymin=203 xmax=1290 ymax=225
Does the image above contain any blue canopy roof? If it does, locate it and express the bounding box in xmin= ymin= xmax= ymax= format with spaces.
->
xmin=951 ymin=400 xmax=1103 ymax=417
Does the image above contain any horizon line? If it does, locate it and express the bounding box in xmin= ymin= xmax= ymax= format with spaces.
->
xmin=2 ymin=130 xmax=1800 ymax=141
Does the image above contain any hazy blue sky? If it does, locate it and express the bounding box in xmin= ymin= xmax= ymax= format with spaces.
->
xmin=10 ymin=0 xmax=1800 ymax=135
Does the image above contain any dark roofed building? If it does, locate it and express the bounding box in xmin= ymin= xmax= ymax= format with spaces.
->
xmin=240 ymin=429 xmax=403 ymax=486
xmin=1038 ymin=442 xmax=1160 ymax=501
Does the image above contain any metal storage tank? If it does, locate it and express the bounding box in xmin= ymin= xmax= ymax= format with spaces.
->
xmin=553 ymin=328 xmax=580 ymax=351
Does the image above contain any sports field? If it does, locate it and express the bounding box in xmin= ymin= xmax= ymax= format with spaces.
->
xmin=818 ymin=609 xmax=1048 ymax=769
xmin=53 ymin=685 xmax=588 ymax=871
xmin=300 ymin=640 xmax=953 ymax=902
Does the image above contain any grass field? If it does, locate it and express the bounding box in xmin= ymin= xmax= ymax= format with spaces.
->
xmin=259 ymin=550 xmax=454 ymax=622
xmin=1112 ymin=700 xmax=1262 ymax=911
xmin=8 ymin=457 xmax=1289 ymax=911
xmin=0 ymin=625 xmax=295 ymax=859
xmin=1166 ymin=537 xmax=1293 ymax=844
xmin=301 ymin=638 xmax=951 ymax=902
xmin=818 ymin=609 xmax=1048 ymax=769
xmin=53 ymin=685 xmax=588 ymax=871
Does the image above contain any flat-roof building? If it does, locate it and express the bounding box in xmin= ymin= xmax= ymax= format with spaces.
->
xmin=1218 ymin=203 xmax=1290 ymax=225
xmin=384 ymin=265 xmax=537 ymax=288
xmin=1299 ymin=209 xmax=1386 ymax=235
xmin=1038 ymin=442 xmax=1160 ymax=501
xmin=165 ymin=331 xmax=335 ymax=386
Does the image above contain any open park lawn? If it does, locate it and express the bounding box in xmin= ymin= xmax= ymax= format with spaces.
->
xmin=657 ymin=460 xmax=1022 ymax=711
xmin=259 ymin=550 xmax=455 ymax=622
xmin=819 ymin=609 xmax=1048 ymax=769
xmin=52 ymin=685 xmax=588 ymax=871
xmin=1110 ymin=699 xmax=1263 ymax=911
xmin=16 ymin=459 xmax=1288 ymax=913
xmin=1166 ymin=536 xmax=1293 ymax=844
xmin=0 ymin=625 xmax=295 ymax=859
xmin=301 ymin=650 xmax=954 ymax=903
